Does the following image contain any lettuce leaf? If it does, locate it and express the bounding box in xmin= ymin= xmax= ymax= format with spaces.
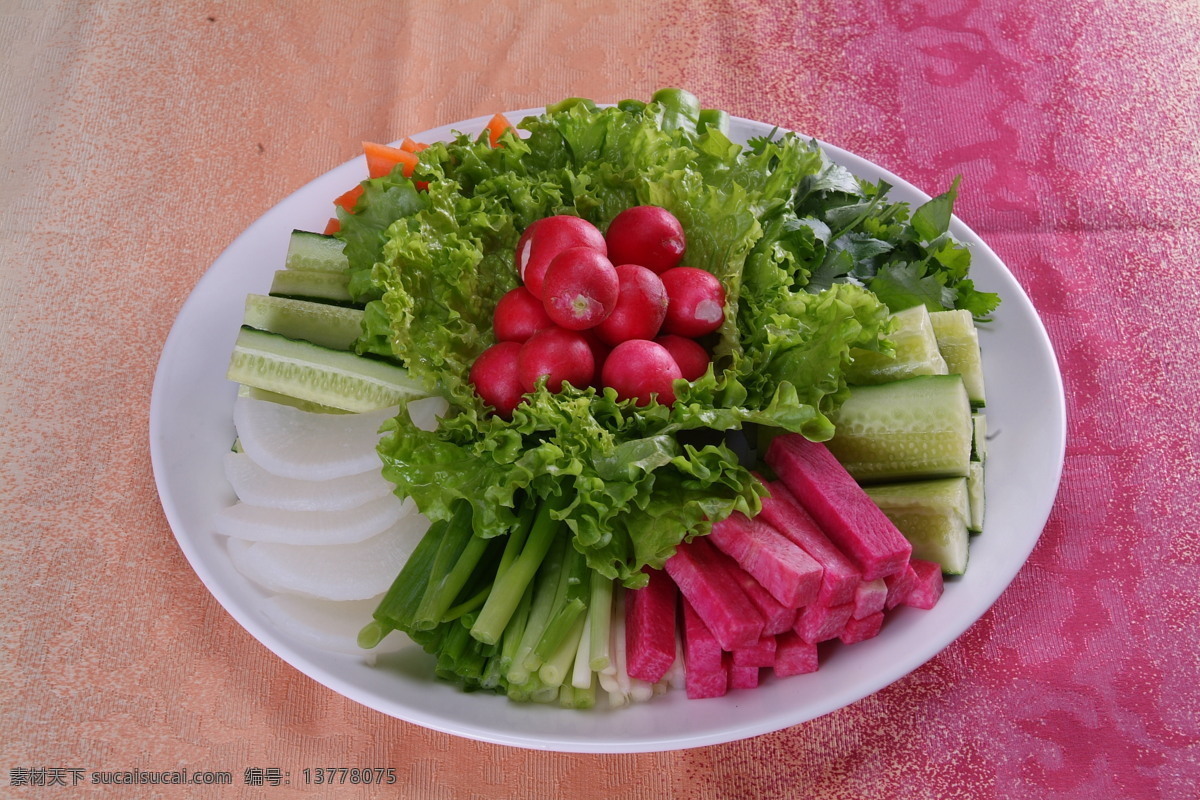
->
xmin=378 ymin=386 xmax=766 ymax=587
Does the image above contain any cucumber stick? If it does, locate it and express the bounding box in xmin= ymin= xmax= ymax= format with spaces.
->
xmin=237 ymin=384 xmax=349 ymax=415
xmin=864 ymin=477 xmax=970 ymax=574
xmin=827 ymin=374 xmax=973 ymax=484
xmin=227 ymin=327 xmax=425 ymax=412
xmin=929 ymin=309 xmax=986 ymax=407
xmin=971 ymin=413 xmax=987 ymax=463
xmin=242 ymin=294 xmax=364 ymax=351
xmin=845 ymin=305 xmax=948 ymax=386
xmin=285 ymin=230 xmax=349 ymax=273
xmin=967 ymin=462 xmax=985 ymax=534
xmin=269 ymin=269 xmax=355 ymax=305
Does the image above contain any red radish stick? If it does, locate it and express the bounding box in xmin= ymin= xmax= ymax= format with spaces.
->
xmin=729 ymin=662 xmax=760 ymax=690
xmin=681 ymin=598 xmax=728 ymax=699
xmin=794 ymin=602 xmax=854 ymax=645
xmin=725 ymin=558 xmax=797 ymax=636
xmin=707 ymin=512 xmax=822 ymax=609
xmin=839 ymin=610 xmax=885 ymax=644
xmin=851 ymin=578 xmax=888 ymax=620
xmin=666 ymin=537 xmax=764 ymax=650
xmin=765 ymin=435 xmax=912 ymax=580
xmin=905 ymin=559 xmax=945 ymax=610
xmin=624 ymin=569 xmax=679 ymax=683
xmin=885 ymin=562 xmax=919 ymax=610
xmin=731 ymin=635 xmax=777 ymax=668
xmin=773 ymin=632 xmax=819 ymax=677
xmin=757 ymin=480 xmax=861 ymax=606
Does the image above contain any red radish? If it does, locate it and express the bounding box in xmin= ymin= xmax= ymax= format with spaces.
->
xmin=839 ymin=611 xmax=885 ymax=645
xmin=516 ymin=327 xmax=594 ymax=393
xmin=604 ymin=205 xmax=686 ymax=274
xmin=601 ymin=339 xmax=682 ymax=406
xmin=541 ymin=247 xmax=619 ymax=330
xmin=681 ymin=600 xmax=729 ymax=699
xmin=595 ymin=264 xmax=668 ymax=345
xmin=665 ymin=536 xmax=764 ymax=651
xmin=729 ymin=662 xmax=760 ymax=690
xmin=681 ymin=596 xmax=724 ymax=673
xmin=851 ymin=578 xmax=888 ymax=620
xmin=624 ymin=569 xmax=679 ymax=683
xmin=581 ymin=328 xmax=611 ymax=378
xmin=493 ymin=286 xmax=554 ymax=342
xmin=757 ymin=480 xmax=861 ymax=606
xmin=765 ymin=435 xmax=912 ymax=581
xmin=660 ymin=267 xmax=726 ymax=337
xmin=773 ymin=632 xmax=819 ymax=678
xmin=469 ymin=341 xmax=525 ymax=418
xmin=905 ymin=560 xmax=945 ymax=609
xmin=731 ymin=636 xmax=777 ymax=668
xmin=515 ymin=216 xmax=606 ymax=299
xmin=794 ymin=602 xmax=854 ymax=645
xmin=707 ymin=512 xmax=822 ymax=609
xmin=884 ymin=562 xmax=919 ymax=610
xmin=725 ymin=557 xmax=797 ymax=636
xmin=655 ymin=334 xmax=710 ymax=381
xmin=514 ymin=218 xmax=545 ymax=279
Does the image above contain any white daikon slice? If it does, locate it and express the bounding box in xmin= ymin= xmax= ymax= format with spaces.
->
xmin=226 ymin=515 xmax=431 ymax=601
xmin=214 ymin=493 xmax=413 ymax=545
xmin=223 ymin=450 xmax=395 ymax=511
xmin=232 ymin=395 xmax=396 ymax=481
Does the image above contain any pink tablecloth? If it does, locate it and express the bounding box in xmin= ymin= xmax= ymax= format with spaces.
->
xmin=2 ymin=1 xmax=1197 ymax=797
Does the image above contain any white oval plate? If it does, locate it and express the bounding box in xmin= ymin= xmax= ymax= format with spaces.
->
xmin=150 ymin=109 xmax=1066 ymax=753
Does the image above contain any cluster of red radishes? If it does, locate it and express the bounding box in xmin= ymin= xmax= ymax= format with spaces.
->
xmin=469 ymin=206 xmax=727 ymax=418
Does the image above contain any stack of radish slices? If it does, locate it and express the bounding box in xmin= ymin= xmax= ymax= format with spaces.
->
xmin=470 ymin=206 xmax=725 ymax=417
xmin=213 ymin=394 xmax=444 ymax=655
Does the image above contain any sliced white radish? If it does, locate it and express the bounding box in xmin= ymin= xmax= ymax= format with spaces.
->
xmin=214 ymin=494 xmax=413 ymax=545
xmin=257 ymin=594 xmax=407 ymax=656
xmin=406 ymin=395 xmax=449 ymax=432
xmin=232 ymin=395 xmax=397 ymax=481
xmin=226 ymin=515 xmax=431 ymax=601
xmin=223 ymin=450 xmax=395 ymax=511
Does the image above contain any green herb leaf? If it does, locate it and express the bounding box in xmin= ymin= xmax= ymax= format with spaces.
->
xmin=910 ymin=175 xmax=961 ymax=242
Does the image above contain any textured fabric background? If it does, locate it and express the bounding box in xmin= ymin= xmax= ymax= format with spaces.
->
xmin=2 ymin=1 xmax=1198 ymax=797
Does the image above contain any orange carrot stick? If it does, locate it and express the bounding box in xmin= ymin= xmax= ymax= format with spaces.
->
xmin=485 ymin=113 xmax=513 ymax=147
xmin=362 ymin=141 xmax=420 ymax=179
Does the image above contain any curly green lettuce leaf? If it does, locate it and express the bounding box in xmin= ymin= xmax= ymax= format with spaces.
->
xmin=378 ymin=386 xmax=765 ymax=587
xmin=336 ymin=174 xmax=427 ymax=302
